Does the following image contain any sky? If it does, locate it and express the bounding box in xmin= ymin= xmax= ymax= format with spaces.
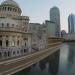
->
xmin=0 ymin=0 xmax=75 ymax=32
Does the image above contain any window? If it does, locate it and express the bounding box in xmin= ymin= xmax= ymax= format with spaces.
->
xmin=8 ymin=7 xmax=12 ymax=11
xmin=7 ymin=23 xmax=9 ymax=27
xmin=25 ymin=43 xmax=27 ymax=47
xmin=0 ymin=40 xmax=2 ymax=47
xmin=24 ymin=49 xmax=27 ymax=53
xmin=17 ymin=40 xmax=19 ymax=46
xmin=2 ymin=23 xmax=4 ymax=27
xmin=4 ymin=52 xmax=7 ymax=57
xmin=13 ymin=8 xmax=16 ymax=12
xmin=8 ymin=7 xmax=10 ymax=11
xmin=24 ymin=38 xmax=28 ymax=40
xmin=0 ymin=35 xmax=2 ymax=38
xmin=6 ymin=35 xmax=8 ymax=38
xmin=13 ymin=51 xmax=15 ymax=55
xmin=5 ymin=7 xmax=6 ymax=11
xmin=17 ymin=51 xmax=19 ymax=54
xmin=6 ymin=40 xmax=9 ymax=47
xmin=12 ymin=24 xmax=14 ymax=27
xmin=8 ymin=51 xmax=10 ymax=57
xmin=0 ymin=52 xmax=2 ymax=58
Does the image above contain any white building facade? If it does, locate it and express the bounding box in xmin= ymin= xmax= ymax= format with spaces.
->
xmin=0 ymin=0 xmax=32 ymax=60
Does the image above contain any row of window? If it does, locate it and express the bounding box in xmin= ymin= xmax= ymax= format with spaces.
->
xmin=0 ymin=51 xmax=10 ymax=58
xmin=0 ymin=40 xmax=19 ymax=47
xmin=0 ymin=7 xmax=18 ymax=12
xmin=0 ymin=23 xmax=16 ymax=27
xmin=13 ymin=49 xmax=27 ymax=55
xmin=0 ymin=48 xmax=28 ymax=58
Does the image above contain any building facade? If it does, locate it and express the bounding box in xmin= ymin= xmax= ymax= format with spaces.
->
xmin=0 ymin=0 xmax=32 ymax=59
xmin=61 ymin=30 xmax=66 ymax=37
xmin=68 ymin=14 xmax=75 ymax=33
xmin=29 ymin=23 xmax=47 ymax=51
xmin=50 ymin=7 xmax=60 ymax=37
xmin=45 ymin=20 xmax=56 ymax=38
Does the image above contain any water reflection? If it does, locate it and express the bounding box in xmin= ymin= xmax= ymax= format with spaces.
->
xmin=48 ymin=50 xmax=60 ymax=75
xmin=67 ymin=43 xmax=75 ymax=70
xmin=14 ymin=67 xmax=31 ymax=75
xmin=39 ymin=59 xmax=46 ymax=71
xmin=68 ymin=43 xmax=75 ymax=62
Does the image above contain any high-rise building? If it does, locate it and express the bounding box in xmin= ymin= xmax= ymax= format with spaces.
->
xmin=68 ymin=14 xmax=75 ymax=33
xmin=50 ymin=7 xmax=60 ymax=37
xmin=45 ymin=20 xmax=56 ymax=38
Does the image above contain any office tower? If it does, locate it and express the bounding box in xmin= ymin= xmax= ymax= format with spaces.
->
xmin=68 ymin=14 xmax=75 ymax=33
xmin=50 ymin=7 xmax=60 ymax=37
xmin=45 ymin=20 xmax=56 ymax=38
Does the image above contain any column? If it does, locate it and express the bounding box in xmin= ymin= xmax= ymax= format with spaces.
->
xmin=15 ymin=36 xmax=17 ymax=47
xmin=28 ymin=35 xmax=32 ymax=52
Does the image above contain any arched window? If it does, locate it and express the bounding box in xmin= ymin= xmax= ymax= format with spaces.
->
xmin=0 ymin=35 xmax=2 ymax=38
xmin=25 ymin=43 xmax=27 ymax=47
xmin=17 ymin=40 xmax=19 ymax=46
xmin=0 ymin=52 xmax=2 ymax=58
xmin=4 ymin=52 xmax=7 ymax=58
xmin=6 ymin=35 xmax=8 ymax=38
xmin=2 ymin=23 xmax=4 ymax=27
xmin=13 ymin=8 xmax=16 ymax=12
xmin=24 ymin=49 xmax=26 ymax=53
xmin=8 ymin=7 xmax=12 ymax=11
xmin=0 ymin=40 xmax=2 ymax=47
xmin=7 ymin=23 xmax=9 ymax=27
xmin=6 ymin=40 xmax=9 ymax=47
xmin=12 ymin=24 xmax=14 ymax=28
xmin=8 ymin=7 xmax=9 ymax=11
xmin=24 ymin=38 xmax=28 ymax=40
xmin=5 ymin=7 xmax=6 ymax=11
xmin=10 ymin=7 xmax=12 ymax=11
xmin=17 ymin=51 xmax=19 ymax=54
xmin=13 ymin=51 xmax=15 ymax=55
xmin=8 ymin=51 xmax=10 ymax=57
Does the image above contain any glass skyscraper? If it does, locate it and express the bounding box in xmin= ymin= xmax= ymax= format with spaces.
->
xmin=68 ymin=14 xmax=75 ymax=33
xmin=50 ymin=7 xmax=60 ymax=37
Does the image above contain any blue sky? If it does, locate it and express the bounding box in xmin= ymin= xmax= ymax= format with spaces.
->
xmin=0 ymin=0 xmax=75 ymax=32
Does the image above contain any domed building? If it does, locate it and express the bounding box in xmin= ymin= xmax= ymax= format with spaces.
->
xmin=0 ymin=0 xmax=32 ymax=59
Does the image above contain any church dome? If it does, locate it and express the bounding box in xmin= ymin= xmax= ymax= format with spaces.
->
xmin=1 ymin=0 xmax=19 ymax=8
xmin=0 ymin=18 xmax=18 ymax=28
xmin=0 ymin=0 xmax=22 ymax=16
